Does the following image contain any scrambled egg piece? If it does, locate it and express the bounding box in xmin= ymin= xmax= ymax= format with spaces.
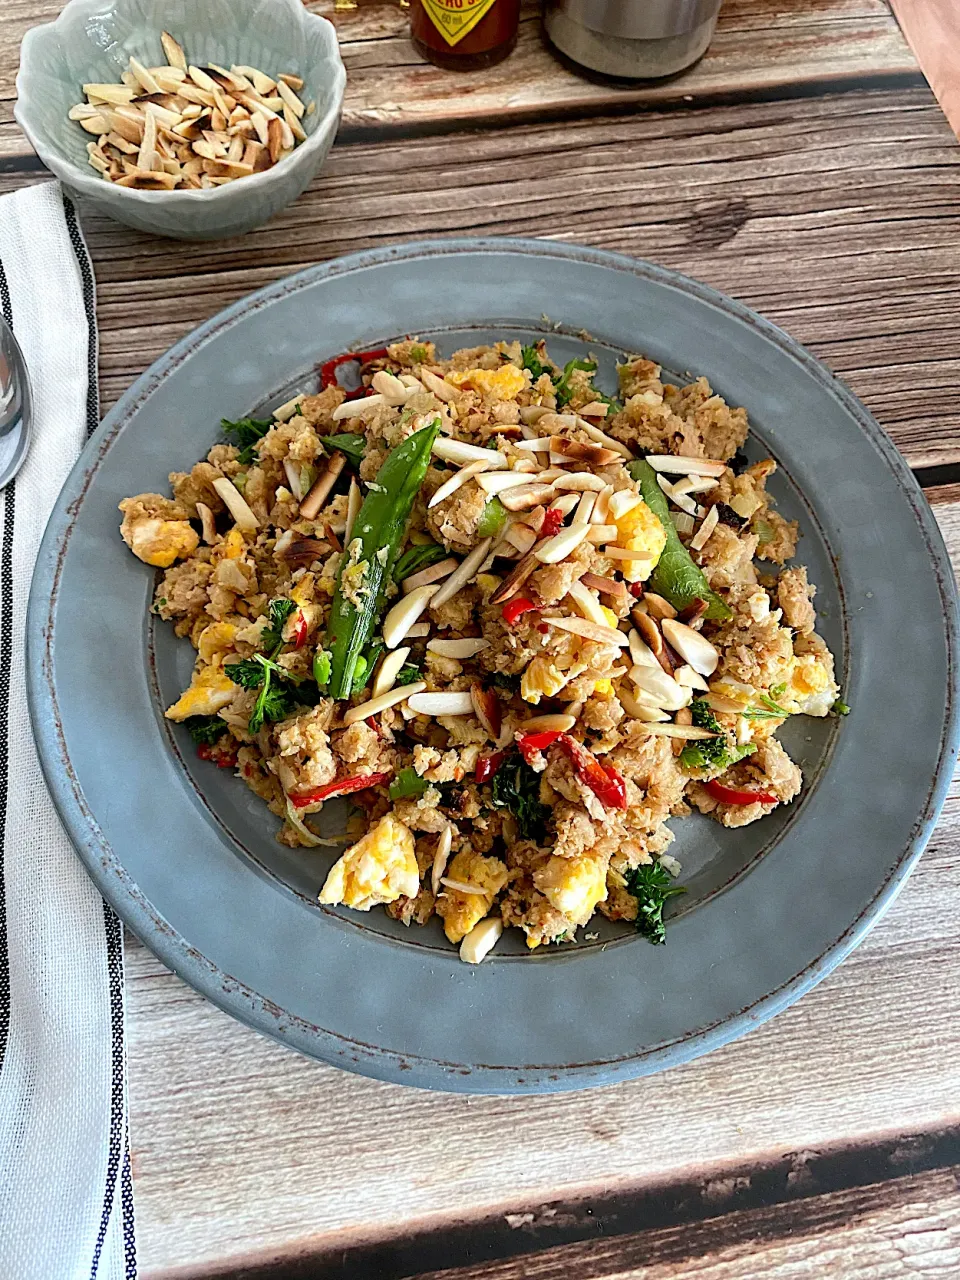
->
xmin=521 ymin=655 xmax=570 ymax=705
xmin=318 ymin=813 xmax=419 ymax=911
xmin=613 ymin=498 xmax=666 ymax=582
xmin=165 ymin=665 xmax=236 ymax=721
xmin=197 ymin=622 xmax=238 ymax=666
xmin=534 ymin=850 xmax=608 ymax=927
xmin=782 ymin=653 xmax=837 ymax=717
xmin=435 ymin=850 xmax=508 ymax=943
xmin=119 ymin=507 xmax=198 ymax=568
xmin=446 ymin=366 xmax=527 ymax=401
xmin=215 ymin=527 xmax=246 ymax=561
xmin=593 ymin=678 xmax=613 ymax=697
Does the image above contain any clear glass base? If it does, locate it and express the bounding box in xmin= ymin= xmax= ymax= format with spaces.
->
xmin=543 ymin=10 xmax=716 ymax=80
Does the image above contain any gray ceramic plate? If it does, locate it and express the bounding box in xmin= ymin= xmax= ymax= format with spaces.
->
xmin=27 ymin=239 xmax=959 ymax=1093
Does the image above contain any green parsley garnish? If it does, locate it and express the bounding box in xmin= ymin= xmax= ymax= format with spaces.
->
xmin=679 ymin=699 xmax=757 ymax=772
xmin=554 ymin=357 xmax=597 ymax=407
xmin=490 ymin=753 xmax=549 ymax=841
xmin=624 ymin=862 xmax=686 ymax=945
xmin=184 ymin=716 xmax=226 ymax=746
xmin=220 ymin=415 xmax=272 ymax=465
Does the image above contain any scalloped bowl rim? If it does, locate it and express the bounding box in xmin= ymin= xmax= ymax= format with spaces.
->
xmin=13 ymin=0 xmax=346 ymax=206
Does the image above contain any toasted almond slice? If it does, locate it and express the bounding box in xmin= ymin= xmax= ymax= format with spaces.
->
xmin=577 ymin=401 xmax=610 ymax=418
xmin=577 ymin=420 xmax=633 ymax=459
xmin=279 ymin=72 xmax=305 ymax=90
xmin=515 ymin=438 xmax=554 ymax=453
xmin=657 ymin=473 xmax=701 ymax=517
xmin=459 ymin=916 xmax=502 ymax=964
xmin=619 ymin=688 xmax=669 ymax=722
xmin=599 ymin=545 xmax=656 ymax=564
xmin=78 ymin=114 xmax=110 ymax=134
xmin=177 ymin=82 xmax=217 ymax=108
xmin=128 ymin=56 xmax=162 ymax=94
xmin=299 ymin=452 xmax=345 ymax=520
xmin=202 ymin=158 xmax=254 ymax=179
xmin=69 ymin=102 xmax=102 ymax=121
xmin=549 ymin=493 xmax=579 ymax=518
xmin=242 ymin=139 xmax=264 ymax=167
xmin=277 ymin=115 xmax=295 ymax=150
xmin=441 ymin=878 xmax=488 ymax=896
xmin=645 ymin=455 xmax=728 ymax=478
xmin=471 ymin=682 xmax=501 ymax=739
xmin=504 ymin=523 xmax=537 ymax=557
xmin=566 ymin=578 xmax=610 ymax=628
xmin=488 ymin=549 xmax=539 ymax=605
xmin=430 ymin=539 xmax=493 ymax=608
xmin=207 ymin=62 xmax=252 ymax=91
xmin=249 ymin=110 xmax=270 ymax=145
xmin=607 ymin=490 xmax=641 ymax=521
xmin=403 ymin=557 xmax=458 ymax=592
xmin=585 ymin=524 xmax=618 ymax=542
xmin=641 ymin=722 xmax=718 ymax=740
xmin=420 ymin=368 xmax=458 ymax=401
xmin=193 ymin=502 xmax=216 ymax=544
xmin=499 ymin=483 xmax=557 ymax=512
xmin=643 ymin=592 xmax=678 ymax=621
xmin=407 ymin=691 xmax=475 ymax=717
xmin=690 ymin=502 xmax=720 ymax=552
xmin=187 ymin=65 xmax=218 ymax=93
xmin=433 ymin=438 xmax=507 ymax=468
xmin=84 ymin=83 xmax=136 ymax=105
xmin=271 ymin=395 xmax=304 ymax=422
xmin=369 ymin=369 xmax=409 ymax=405
xmin=520 ymin=713 xmax=578 ymax=734
xmin=212 ymin=477 xmax=258 ymax=530
xmin=277 ymin=78 xmax=305 ymax=117
xmin=674 ymin=664 xmax=710 ymax=691
xmin=331 ymin=394 xmax=385 ymax=421
xmin=540 ymin=615 xmax=629 ymax=647
xmin=553 ymin=472 xmax=606 ymax=493
xmin=535 ymin=523 xmax=589 ymax=564
xmin=372 ymin=646 xmax=412 ymax=699
xmin=210 ymin=108 xmax=228 ymax=132
xmin=161 ymin=30 xmax=188 ymax=71
xmin=143 ymin=101 xmax=181 ymax=129
xmin=549 ymin=437 xmax=619 ymax=467
xmin=344 ymin=477 xmax=361 ymax=546
xmin=251 ymin=68 xmax=277 ymax=95
xmin=432 ymin=826 xmax=453 ymax=896
xmin=343 ymin=681 xmax=427 ymax=726
xmin=153 ymin=68 xmax=188 ymax=93
xmin=267 ymin=115 xmax=284 ymax=163
xmin=630 ymin=664 xmax=688 ymax=710
xmin=628 ymin=626 xmax=660 ymax=670
xmin=476 ymin=471 xmax=540 ymax=496
xmin=572 ymin=492 xmax=596 ymax=525
xmin=660 ymin=619 xmax=719 ymax=676
xmin=427 ymin=637 xmax=489 ymax=659
xmin=383 ymin=585 xmax=439 ymax=649
xmin=114 ymin=170 xmax=179 ymax=189
xmin=137 ymin=108 xmax=158 ymax=172
xmin=429 ymin=460 xmax=492 ymax=510
xmin=406 ymin=622 xmax=431 ymax=639
xmin=86 ymin=148 xmax=110 ymax=174
xmin=581 ymin=572 xmax=626 ymax=600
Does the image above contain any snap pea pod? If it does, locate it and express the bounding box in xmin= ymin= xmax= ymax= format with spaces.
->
xmin=628 ymin=459 xmax=731 ymax=622
xmin=326 ymin=421 xmax=440 ymax=699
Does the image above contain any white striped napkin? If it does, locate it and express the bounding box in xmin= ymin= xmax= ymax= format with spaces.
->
xmin=0 ymin=182 xmax=136 ymax=1279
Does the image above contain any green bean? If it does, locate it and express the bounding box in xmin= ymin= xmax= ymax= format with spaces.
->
xmin=628 ymin=459 xmax=731 ymax=621
xmin=326 ymin=421 xmax=440 ymax=699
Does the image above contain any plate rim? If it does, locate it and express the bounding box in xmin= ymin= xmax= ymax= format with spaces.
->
xmin=26 ymin=236 xmax=960 ymax=1092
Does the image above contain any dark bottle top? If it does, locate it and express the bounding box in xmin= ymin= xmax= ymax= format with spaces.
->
xmin=410 ymin=0 xmax=520 ymax=70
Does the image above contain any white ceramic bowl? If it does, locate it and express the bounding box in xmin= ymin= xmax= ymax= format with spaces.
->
xmin=15 ymin=0 xmax=346 ymax=241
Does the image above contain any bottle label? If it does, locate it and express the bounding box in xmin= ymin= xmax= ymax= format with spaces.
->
xmin=420 ymin=0 xmax=498 ymax=45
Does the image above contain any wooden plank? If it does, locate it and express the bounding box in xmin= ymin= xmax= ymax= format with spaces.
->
xmin=128 ymin=485 xmax=960 ymax=1274
xmin=0 ymin=1 xmax=917 ymax=146
xmin=2 ymin=86 xmax=957 ymax=466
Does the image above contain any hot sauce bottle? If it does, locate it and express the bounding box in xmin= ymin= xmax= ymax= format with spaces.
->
xmin=410 ymin=0 xmax=521 ymax=70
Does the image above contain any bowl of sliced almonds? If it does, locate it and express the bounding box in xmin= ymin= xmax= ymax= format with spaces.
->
xmin=15 ymin=0 xmax=345 ymax=240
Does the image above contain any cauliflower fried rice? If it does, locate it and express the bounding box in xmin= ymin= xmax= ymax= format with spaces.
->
xmin=119 ymin=338 xmax=842 ymax=962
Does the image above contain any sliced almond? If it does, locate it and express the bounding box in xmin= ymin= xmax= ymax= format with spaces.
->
xmin=161 ymin=31 xmax=188 ymax=71
xmin=627 ymin=627 xmax=660 ymax=670
xmin=553 ymin=472 xmax=606 ymax=493
xmin=690 ymin=502 xmax=720 ymax=552
xmin=660 ymin=619 xmax=719 ymax=677
xmin=535 ymin=523 xmax=589 ymax=564
xmin=331 ymin=394 xmax=385 ymax=421
xmin=431 ymin=826 xmax=453 ymax=897
xmin=212 ymin=477 xmax=257 ymax=530
xmin=577 ymin=420 xmax=633 ymax=459
xmin=607 ymin=490 xmax=641 ymax=522
xmin=114 ymin=170 xmax=179 ymax=189
xmin=267 ymin=115 xmax=284 ymax=163
xmin=459 ymin=916 xmax=502 ymax=964
xmin=383 ymin=585 xmax=439 ymax=649
xmin=343 ymin=681 xmax=427 ymax=726
xmin=572 ymin=492 xmax=596 ymax=525
xmin=499 ymin=483 xmax=558 ymax=512
xmin=581 ymin=572 xmax=626 ymax=600
xmin=488 ymin=549 xmax=539 ymax=605
xmin=643 ymin=592 xmax=678 ymax=621
xmin=549 ymin=437 xmax=619 ymax=466
xmin=540 ymin=615 xmax=629 ymax=647
xmin=84 ymin=83 xmax=137 ymax=105
xmin=279 ymin=72 xmax=305 ymax=91
xmin=577 ymin=401 xmax=611 ymax=418
xmin=128 ymin=56 xmax=161 ymax=95
xmin=585 ymin=524 xmax=618 ymax=543
xmin=599 ymin=545 xmax=656 ymax=565
xmin=637 ymin=723 xmax=718 ymax=740
xmin=441 ymin=878 xmax=488 ymax=896
xmin=477 ymin=471 xmax=541 ymax=496
xmin=299 ymin=452 xmax=345 ymax=520
xmin=503 ymin=523 xmax=537 ymax=557
xmin=430 ymin=539 xmax=493 ymax=608
xmin=277 ymin=79 xmax=305 ymax=117
xmin=630 ymin=664 xmax=688 ymax=711
xmin=645 ymin=455 xmax=728 ymax=478
xmin=427 ymin=462 xmax=495 ymax=511
xmin=427 ymin=638 xmax=489 ymax=659
xmin=566 ymin=579 xmax=610 ymax=628
xmin=403 ymin=557 xmax=458 ymax=592
xmin=433 ymin=438 xmax=507 ymax=468
xmin=549 ymin=493 xmax=579 ymax=518
xmin=674 ymin=664 xmax=710 ymax=691
xmin=407 ymin=691 xmax=475 ymax=717
xmin=520 ymin=713 xmax=577 ymax=733
xmin=372 ymin=646 xmax=412 ymax=699
xmin=471 ymin=682 xmax=502 ymax=740
xmin=619 ymin=688 xmax=669 ymax=722
xmin=420 ymin=369 xmax=458 ymax=401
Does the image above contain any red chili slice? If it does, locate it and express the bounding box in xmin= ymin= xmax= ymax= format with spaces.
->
xmin=291 ymin=769 xmax=391 ymax=809
xmin=540 ymin=507 xmax=564 ymax=538
xmin=704 ymin=779 xmax=778 ymax=807
xmin=293 ymin=613 xmax=309 ymax=649
xmin=501 ymin=596 xmax=538 ymax=626
xmin=319 ymin=348 xmax=390 ymax=396
xmin=516 ymin=730 xmax=562 ymax=764
xmin=197 ymin=743 xmax=237 ymax=769
xmin=475 ymin=751 xmax=506 ymax=784
xmin=557 ymin=734 xmax=627 ymax=810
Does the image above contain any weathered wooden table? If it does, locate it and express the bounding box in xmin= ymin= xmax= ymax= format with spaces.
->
xmin=4 ymin=1 xmax=960 ymax=1275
